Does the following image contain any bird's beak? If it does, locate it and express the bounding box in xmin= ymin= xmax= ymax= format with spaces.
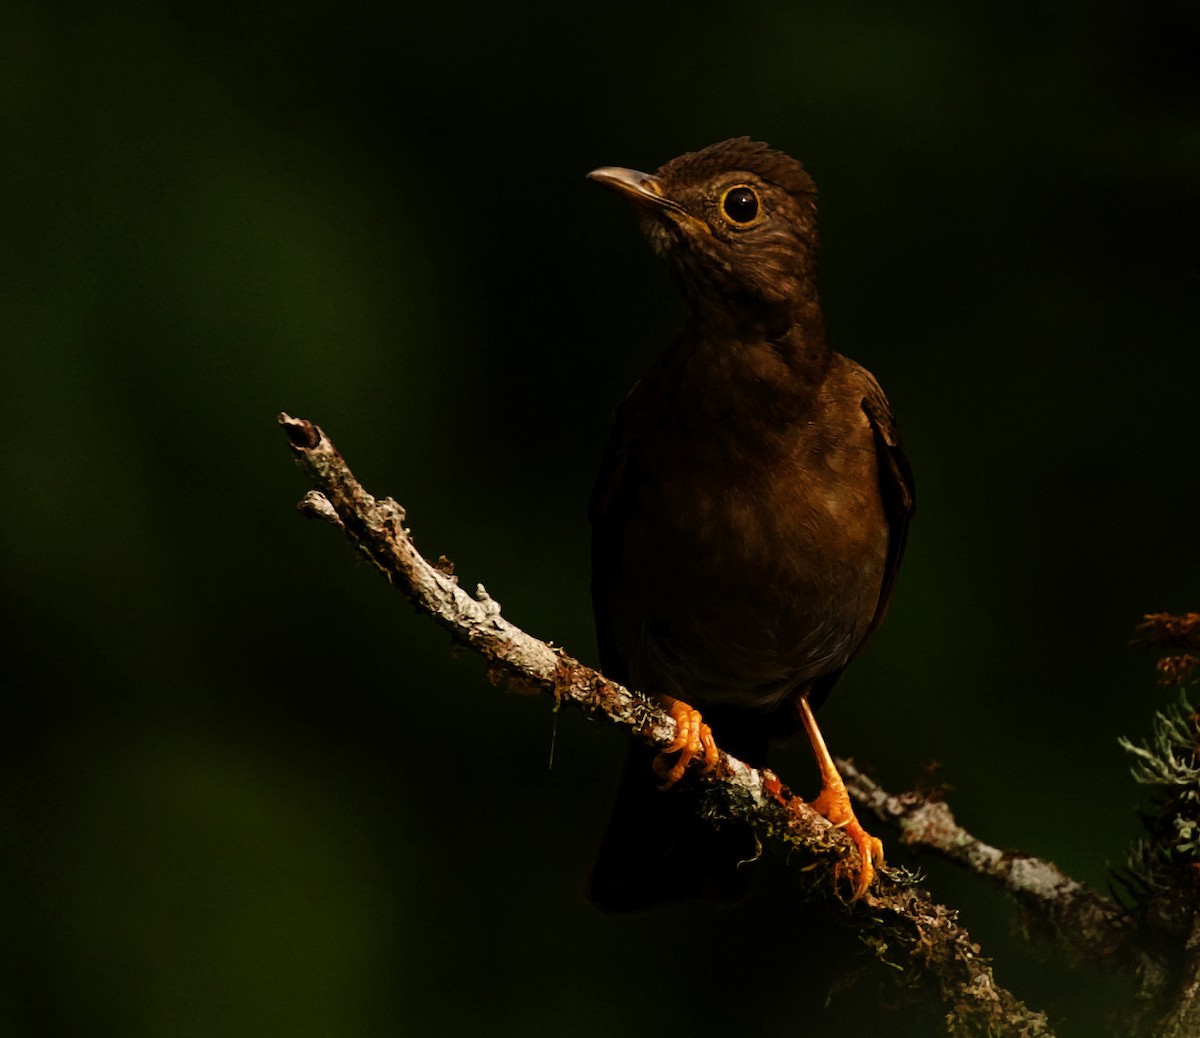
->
xmin=587 ymin=166 xmax=685 ymax=217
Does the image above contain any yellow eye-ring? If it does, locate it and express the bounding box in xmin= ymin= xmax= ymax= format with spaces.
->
xmin=721 ymin=185 xmax=760 ymax=224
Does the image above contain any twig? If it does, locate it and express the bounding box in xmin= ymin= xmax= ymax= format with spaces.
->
xmin=279 ymin=412 xmax=1054 ymax=1037
xmin=841 ymin=760 xmax=1134 ymax=961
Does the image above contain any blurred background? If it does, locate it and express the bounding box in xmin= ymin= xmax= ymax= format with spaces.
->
xmin=2 ymin=1 xmax=1198 ymax=1034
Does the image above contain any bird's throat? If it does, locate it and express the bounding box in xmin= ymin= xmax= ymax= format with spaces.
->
xmin=675 ymin=304 xmax=833 ymax=418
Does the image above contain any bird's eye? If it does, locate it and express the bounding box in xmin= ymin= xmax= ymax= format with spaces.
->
xmin=721 ymin=186 xmax=759 ymax=224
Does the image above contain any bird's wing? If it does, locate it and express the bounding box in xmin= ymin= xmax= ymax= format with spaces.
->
xmin=806 ymin=367 xmax=915 ymax=713
xmin=856 ymin=367 xmax=916 ymax=635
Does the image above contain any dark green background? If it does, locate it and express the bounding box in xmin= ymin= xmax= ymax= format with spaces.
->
xmin=3 ymin=2 xmax=1198 ymax=1035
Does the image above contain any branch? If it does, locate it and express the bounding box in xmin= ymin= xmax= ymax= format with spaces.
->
xmin=279 ymin=412 xmax=1053 ymax=1037
xmin=841 ymin=760 xmax=1135 ymax=962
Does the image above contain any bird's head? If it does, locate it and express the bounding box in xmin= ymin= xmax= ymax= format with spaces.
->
xmin=589 ymin=138 xmax=820 ymax=318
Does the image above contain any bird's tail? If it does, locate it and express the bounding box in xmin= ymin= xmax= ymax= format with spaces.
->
xmin=587 ymin=741 xmax=763 ymax=911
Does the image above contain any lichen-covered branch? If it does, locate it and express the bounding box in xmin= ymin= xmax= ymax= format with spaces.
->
xmin=279 ymin=412 xmax=1052 ymax=1037
xmin=840 ymin=760 xmax=1134 ymax=962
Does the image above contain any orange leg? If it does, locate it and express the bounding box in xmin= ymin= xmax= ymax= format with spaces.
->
xmin=653 ymin=696 xmax=719 ymax=788
xmin=797 ymin=696 xmax=883 ymax=900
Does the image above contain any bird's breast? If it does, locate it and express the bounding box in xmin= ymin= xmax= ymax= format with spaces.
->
xmin=604 ymin=386 xmax=889 ymax=710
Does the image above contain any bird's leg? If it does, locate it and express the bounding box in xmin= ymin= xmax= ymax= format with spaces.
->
xmin=653 ymin=695 xmax=719 ymax=789
xmin=797 ymin=695 xmax=883 ymax=900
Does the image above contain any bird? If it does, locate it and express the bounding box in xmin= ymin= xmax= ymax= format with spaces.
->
xmin=586 ymin=138 xmax=914 ymax=910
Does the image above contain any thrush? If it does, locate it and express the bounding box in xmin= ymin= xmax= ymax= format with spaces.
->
xmin=586 ymin=138 xmax=914 ymax=909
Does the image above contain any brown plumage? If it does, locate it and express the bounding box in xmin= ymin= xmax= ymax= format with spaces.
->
xmin=587 ymin=138 xmax=914 ymax=909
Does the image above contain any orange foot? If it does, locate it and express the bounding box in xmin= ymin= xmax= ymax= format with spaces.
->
xmin=796 ymin=695 xmax=883 ymax=900
xmin=653 ymin=696 xmax=719 ymax=788
xmin=808 ymin=780 xmax=884 ymax=901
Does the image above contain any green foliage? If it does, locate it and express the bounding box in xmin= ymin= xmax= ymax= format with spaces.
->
xmin=1120 ymin=691 xmax=1200 ymax=935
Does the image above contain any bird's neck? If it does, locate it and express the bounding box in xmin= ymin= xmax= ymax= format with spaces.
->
xmin=676 ymin=297 xmax=833 ymax=414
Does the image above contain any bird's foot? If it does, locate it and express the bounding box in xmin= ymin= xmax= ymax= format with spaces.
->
xmin=808 ymin=781 xmax=884 ymax=900
xmin=653 ymin=697 xmax=719 ymax=789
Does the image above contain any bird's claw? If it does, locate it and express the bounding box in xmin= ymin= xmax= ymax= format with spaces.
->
xmin=654 ymin=698 xmax=719 ymax=788
xmin=809 ymin=783 xmax=884 ymax=900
